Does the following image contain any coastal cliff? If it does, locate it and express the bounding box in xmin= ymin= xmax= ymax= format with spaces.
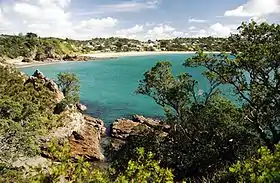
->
xmin=2 ymin=67 xmax=168 ymax=169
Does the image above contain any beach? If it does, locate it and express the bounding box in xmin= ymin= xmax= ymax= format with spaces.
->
xmin=81 ymin=51 xmax=198 ymax=58
xmin=6 ymin=51 xmax=221 ymax=68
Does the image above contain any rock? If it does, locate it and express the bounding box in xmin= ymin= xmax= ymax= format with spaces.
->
xmin=22 ymin=58 xmax=33 ymax=63
xmin=110 ymin=115 xmax=171 ymax=150
xmin=35 ymin=52 xmax=47 ymax=61
xmin=110 ymin=119 xmax=140 ymax=140
xmin=33 ymin=69 xmax=45 ymax=79
xmin=132 ymin=115 xmax=171 ymax=132
xmin=45 ymin=80 xmax=59 ymax=91
xmin=76 ymin=103 xmax=87 ymax=112
xmin=12 ymin=156 xmax=51 ymax=170
xmin=44 ymin=111 xmax=106 ymax=161
xmin=62 ymin=55 xmax=104 ymax=62
xmin=63 ymin=54 xmax=90 ymax=61
xmin=84 ymin=115 xmax=106 ymax=136
xmin=69 ymin=125 xmax=104 ymax=161
xmin=25 ymin=69 xmax=64 ymax=103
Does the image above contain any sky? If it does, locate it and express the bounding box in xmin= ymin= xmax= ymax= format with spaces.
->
xmin=0 ymin=0 xmax=280 ymax=40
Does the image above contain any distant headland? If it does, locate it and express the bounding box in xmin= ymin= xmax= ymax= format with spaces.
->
xmin=0 ymin=33 xmax=229 ymax=67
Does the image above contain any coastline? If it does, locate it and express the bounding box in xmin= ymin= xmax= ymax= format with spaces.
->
xmin=7 ymin=51 xmax=221 ymax=68
xmin=80 ymin=51 xmax=198 ymax=58
xmin=6 ymin=58 xmax=79 ymax=68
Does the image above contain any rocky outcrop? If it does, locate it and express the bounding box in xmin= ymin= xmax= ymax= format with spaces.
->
xmin=43 ymin=111 xmax=106 ymax=161
xmin=132 ymin=115 xmax=170 ymax=131
xmin=68 ymin=114 xmax=106 ymax=161
xmin=25 ymin=69 xmax=64 ymax=103
xmin=63 ymin=55 xmax=118 ymax=62
xmin=110 ymin=115 xmax=170 ymax=149
xmin=111 ymin=119 xmax=140 ymax=140
xmin=22 ymin=58 xmax=33 ymax=63
xmin=77 ymin=103 xmax=87 ymax=112
xmin=63 ymin=54 xmax=92 ymax=61
xmin=69 ymin=124 xmax=104 ymax=161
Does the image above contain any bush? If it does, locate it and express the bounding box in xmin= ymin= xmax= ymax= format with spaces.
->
xmin=227 ymin=144 xmax=280 ymax=183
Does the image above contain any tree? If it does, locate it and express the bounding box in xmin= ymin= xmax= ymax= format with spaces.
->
xmin=57 ymin=72 xmax=80 ymax=105
xmin=222 ymin=144 xmax=280 ymax=183
xmin=115 ymin=147 xmax=174 ymax=183
xmin=135 ymin=61 xmax=258 ymax=180
xmin=185 ymin=21 xmax=280 ymax=152
xmin=26 ymin=32 xmax=38 ymax=38
xmin=30 ymin=140 xmax=111 ymax=183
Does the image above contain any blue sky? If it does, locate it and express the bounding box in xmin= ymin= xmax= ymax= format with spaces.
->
xmin=0 ymin=0 xmax=279 ymax=40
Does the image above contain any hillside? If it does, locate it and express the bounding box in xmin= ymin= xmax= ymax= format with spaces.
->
xmin=0 ymin=33 xmax=230 ymax=62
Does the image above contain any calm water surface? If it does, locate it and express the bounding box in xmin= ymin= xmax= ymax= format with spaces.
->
xmin=21 ymin=54 xmax=234 ymax=125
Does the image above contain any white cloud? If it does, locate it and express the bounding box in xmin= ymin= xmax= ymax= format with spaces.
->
xmin=188 ymin=26 xmax=196 ymax=30
xmin=39 ymin=0 xmax=71 ymax=8
xmin=116 ymin=24 xmax=144 ymax=35
xmin=209 ymin=23 xmax=232 ymax=37
xmin=145 ymin=22 xmax=156 ymax=27
xmin=0 ymin=0 xmax=120 ymax=39
xmin=189 ymin=23 xmax=237 ymax=37
xmin=190 ymin=29 xmax=208 ymax=37
xmin=224 ymin=0 xmax=280 ymax=17
xmin=145 ymin=24 xmax=186 ymax=40
xmin=0 ymin=8 xmax=11 ymax=30
xmin=13 ymin=3 xmax=41 ymax=18
xmin=80 ymin=17 xmax=118 ymax=29
xmin=80 ymin=0 xmax=160 ymax=15
xmin=189 ymin=18 xmax=207 ymax=23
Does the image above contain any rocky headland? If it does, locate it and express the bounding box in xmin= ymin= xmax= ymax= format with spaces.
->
xmin=11 ymin=69 xmax=169 ymax=169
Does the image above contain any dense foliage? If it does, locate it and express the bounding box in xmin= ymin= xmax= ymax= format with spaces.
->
xmin=0 ymin=65 xmax=60 ymax=164
xmin=186 ymin=21 xmax=280 ymax=152
xmin=0 ymin=33 xmax=88 ymax=59
xmin=1 ymin=140 xmax=174 ymax=183
xmin=228 ymin=144 xmax=280 ymax=182
xmin=133 ymin=61 xmax=258 ymax=180
xmin=110 ymin=21 xmax=280 ymax=181
xmin=0 ymin=33 xmax=230 ymax=60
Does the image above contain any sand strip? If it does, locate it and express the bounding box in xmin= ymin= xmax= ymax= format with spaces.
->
xmin=6 ymin=51 xmax=222 ymax=68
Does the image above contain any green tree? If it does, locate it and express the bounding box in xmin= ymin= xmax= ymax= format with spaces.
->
xmin=115 ymin=147 xmax=174 ymax=183
xmin=26 ymin=32 xmax=38 ymax=38
xmin=225 ymin=144 xmax=280 ymax=182
xmin=185 ymin=21 xmax=280 ymax=152
xmin=57 ymin=72 xmax=80 ymax=105
xmin=134 ymin=61 xmax=258 ymax=180
xmin=31 ymin=140 xmax=110 ymax=183
xmin=15 ymin=141 xmax=173 ymax=183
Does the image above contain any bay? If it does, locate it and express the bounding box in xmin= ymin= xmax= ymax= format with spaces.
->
xmin=21 ymin=54 xmax=231 ymax=125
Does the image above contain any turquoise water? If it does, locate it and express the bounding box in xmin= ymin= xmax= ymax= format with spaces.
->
xmin=21 ymin=54 xmax=233 ymax=125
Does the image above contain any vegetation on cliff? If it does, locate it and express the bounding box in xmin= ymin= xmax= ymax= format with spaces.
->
xmin=0 ymin=33 xmax=89 ymax=60
xmin=0 ymin=33 xmax=230 ymax=61
xmin=0 ymin=65 xmax=60 ymax=164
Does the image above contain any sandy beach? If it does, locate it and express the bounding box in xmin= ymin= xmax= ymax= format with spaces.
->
xmin=6 ymin=51 xmax=220 ymax=68
xmin=5 ymin=57 xmax=80 ymax=68
xmin=81 ymin=51 xmax=198 ymax=58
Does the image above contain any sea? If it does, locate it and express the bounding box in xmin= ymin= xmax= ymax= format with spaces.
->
xmin=21 ymin=54 xmax=235 ymax=126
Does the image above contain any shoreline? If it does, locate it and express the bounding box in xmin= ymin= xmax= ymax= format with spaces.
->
xmin=81 ymin=51 xmax=197 ymax=58
xmin=6 ymin=51 xmax=222 ymax=68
